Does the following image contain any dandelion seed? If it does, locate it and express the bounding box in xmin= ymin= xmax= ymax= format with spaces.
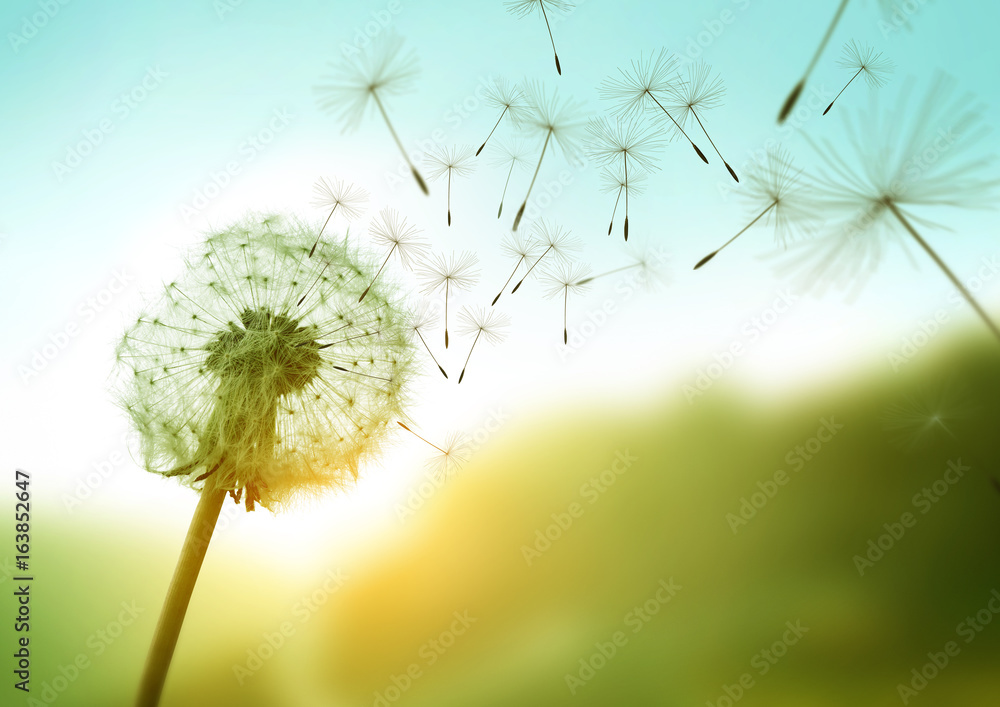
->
xmin=477 ymin=78 xmax=530 ymax=156
xmin=599 ymin=163 xmax=649 ymax=239
xmin=308 ymin=177 xmax=370 ymax=257
xmin=778 ymin=74 xmax=1000 ymax=343
xmin=511 ymin=219 xmax=580 ymax=293
xmin=777 ymin=0 xmax=850 ymax=122
xmin=600 ymin=48 xmax=709 ymax=165
xmin=490 ymin=138 xmax=533 ymax=219
xmin=425 ymin=145 xmax=476 ymax=226
xmin=358 ymin=208 xmax=428 ymax=303
xmin=505 ymin=0 xmax=573 ymax=75
xmin=575 ymin=247 xmax=665 ymax=290
xmin=824 ymin=40 xmax=895 ymax=115
xmin=408 ymin=302 xmax=448 ymax=378
xmin=668 ymin=61 xmax=739 ymax=182
xmin=586 ymin=117 xmax=663 ymax=241
xmin=511 ymin=81 xmax=586 ymax=231
xmin=695 ymin=147 xmax=812 ymax=270
xmin=314 ymin=33 xmax=429 ymax=195
xmin=542 ymin=262 xmax=592 ymax=344
xmin=881 ymin=384 xmax=974 ymax=452
xmin=117 ymin=213 xmax=415 ymax=706
xmin=492 ymin=231 xmax=541 ymax=306
xmin=397 ymin=422 xmax=469 ymax=479
xmin=456 ymin=306 xmax=510 ymax=383
xmin=418 ymin=251 xmax=480 ymax=349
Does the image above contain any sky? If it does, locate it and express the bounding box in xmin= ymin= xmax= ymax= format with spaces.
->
xmin=1 ymin=0 xmax=999 ymax=550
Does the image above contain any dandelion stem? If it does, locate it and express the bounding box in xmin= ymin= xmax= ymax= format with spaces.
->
xmin=539 ymin=1 xmax=562 ymax=75
xmin=478 ymin=107 xmax=509 ymax=157
xmin=397 ymin=421 xmax=448 ymax=455
xmin=359 ymin=244 xmax=397 ymax=303
xmin=779 ymin=0 xmax=850 ymax=123
xmin=492 ymin=257 xmax=525 ymax=306
xmin=459 ymin=329 xmax=483 ymax=384
xmin=513 ymin=130 xmax=552 ymax=231
xmin=691 ymin=110 xmax=738 ymax=182
xmin=645 ymin=90 xmax=708 ymax=164
xmin=887 ymin=201 xmax=1000 ymax=345
xmin=372 ymin=91 xmax=429 ymax=195
xmin=694 ymin=202 xmax=776 ymax=270
xmin=512 ymin=245 xmax=552 ymax=293
xmin=498 ymin=161 xmax=516 ymax=219
xmin=415 ymin=328 xmax=448 ymax=378
xmin=824 ymin=66 xmax=864 ymax=115
xmin=309 ymin=203 xmax=339 ymax=258
xmin=136 ymin=487 xmax=226 ymax=707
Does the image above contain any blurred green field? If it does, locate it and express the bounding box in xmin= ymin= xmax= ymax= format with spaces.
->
xmin=6 ymin=330 xmax=1000 ymax=707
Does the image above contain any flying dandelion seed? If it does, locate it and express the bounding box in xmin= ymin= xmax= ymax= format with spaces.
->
xmin=490 ymin=138 xmax=533 ymax=218
xmin=358 ymin=208 xmax=428 ymax=303
xmin=425 ymin=144 xmax=476 ymax=226
xmin=408 ymin=302 xmax=448 ymax=379
xmin=308 ymin=177 xmax=370 ymax=257
xmin=511 ymin=81 xmax=586 ymax=231
xmin=456 ymin=306 xmax=511 ymax=383
xmin=585 ymin=117 xmax=663 ymax=241
xmin=511 ymin=219 xmax=580 ymax=293
xmin=314 ymin=33 xmax=429 ymax=195
xmin=418 ymin=251 xmax=480 ymax=349
xmin=600 ymin=48 xmax=709 ymax=165
xmin=397 ymin=422 xmax=470 ymax=479
xmin=881 ymin=384 xmax=974 ymax=451
xmin=669 ymin=61 xmax=739 ymax=182
xmin=117 ymin=213 xmax=415 ymax=706
xmin=695 ymin=147 xmax=813 ymax=270
xmin=777 ymin=0 xmax=850 ymax=123
xmin=505 ymin=0 xmax=573 ymax=75
xmin=824 ymin=40 xmax=895 ymax=116
xmin=779 ymin=73 xmax=1000 ymax=343
xmin=599 ymin=163 xmax=649 ymax=239
xmin=477 ymin=77 xmax=530 ymax=156
xmin=575 ymin=248 xmax=664 ymax=289
xmin=492 ymin=231 xmax=542 ymax=306
xmin=542 ymin=262 xmax=592 ymax=344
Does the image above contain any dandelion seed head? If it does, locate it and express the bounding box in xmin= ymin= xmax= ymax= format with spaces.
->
xmin=668 ymin=61 xmax=726 ymax=123
xmin=369 ymin=207 xmax=429 ymax=270
xmin=520 ymin=81 xmax=587 ymax=157
xmin=585 ymin=116 xmax=664 ymax=172
xmin=456 ymin=306 xmax=511 ymax=345
xmin=742 ymin=146 xmax=815 ymax=246
xmin=599 ymin=49 xmax=683 ymax=121
xmin=530 ymin=219 xmax=580 ymax=261
xmin=500 ymin=231 xmax=542 ymax=261
xmin=425 ymin=431 xmax=471 ymax=480
xmin=881 ymin=384 xmax=974 ymax=452
xmin=484 ymin=77 xmax=531 ymax=125
xmin=314 ymin=33 xmax=419 ymax=131
xmin=541 ymin=261 xmax=592 ymax=299
xmin=114 ymin=213 xmax=416 ymax=511
xmin=504 ymin=0 xmax=574 ymax=19
xmin=837 ymin=40 xmax=895 ymax=89
xmin=312 ymin=177 xmax=370 ymax=222
xmin=418 ymin=251 xmax=481 ymax=295
xmin=424 ymin=144 xmax=477 ymax=181
xmin=600 ymin=164 xmax=649 ymax=196
xmin=489 ymin=138 xmax=534 ymax=170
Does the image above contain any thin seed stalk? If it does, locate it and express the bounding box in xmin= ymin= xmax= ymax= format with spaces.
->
xmin=539 ymin=1 xmax=561 ymax=75
xmin=824 ymin=66 xmax=864 ymax=115
xmin=136 ymin=487 xmax=226 ymax=707
xmin=513 ymin=130 xmax=552 ymax=231
xmin=478 ymin=106 xmax=509 ymax=156
xmin=459 ymin=328 xmax=482 ymax=383
xmin=779 ymin=0 xmax=850 ymax=122
xmin=372 ymin=92 xmax=429 ymax=195
xmin=887 ymin=201 xmax=1000 ymax=345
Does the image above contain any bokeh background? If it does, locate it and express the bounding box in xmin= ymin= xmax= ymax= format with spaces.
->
xmin=2 ymin=0 xmax=1000 ymax=705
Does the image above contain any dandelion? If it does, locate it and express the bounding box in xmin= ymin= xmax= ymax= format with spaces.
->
xmin=510 ymin=81 xmax=586 ymax=231
xmin=585 ymin=117 xmax=663 ymax=241
xmin=668 ymin=61 xmax=739 ymax=182
xmin=694 ymin=147 xmax=812 ymax=269
xmin=505 ymin=0 xmax=573 ymax=75
xmin=542 ymin=262 xmax=592 ymax=344
xmin=408 ymin=302 xmax=448 ymax=379
xmin=117 ymin=213 xmax=415 ymax=706
xmin=490 ymin=138 xmax=533 ymax=219
xmin=314 ymin=33 xmax=429 ymax=195
xmin=575 ymin=248 xmax=665 ymax=289
xmin=456 ymin=306 xmax=511 ymax=383
xmin=824 ymin=40 xmax=895 ymax=115
xmin=881 ymin=384 xmax=973 ymax=451
xmin=779 ymin=74 xmax=1000 ymax=343
xmin=425 ymin=144 xmax=476 ymax=226
xmin=477 ymin=78 xmax=530 ymax=156
xmin=600 ymin=49 xmax=709 ymax=165
xmin=418 ymin=251 xmax=480 ymax=349
xmin=308 ymin=177 xmax=370 ymax=257
xmin=510 ymin=219 xmax=580 ymax=293
xmin=492 ymin=231 xmax=541 ymax=306
xmin=358 ymin=208 xmax=428 ymax=303
xmin=777 ymin=0 xmax=850 ymax=123
xmin=599 ymin=163 xmax=649 ymax=238
xmin=397 ymin=421 xmax=469 ymax=480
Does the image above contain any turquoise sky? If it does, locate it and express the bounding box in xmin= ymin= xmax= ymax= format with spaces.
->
xmin=2 ymin=0 xmax=999 ymax=530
